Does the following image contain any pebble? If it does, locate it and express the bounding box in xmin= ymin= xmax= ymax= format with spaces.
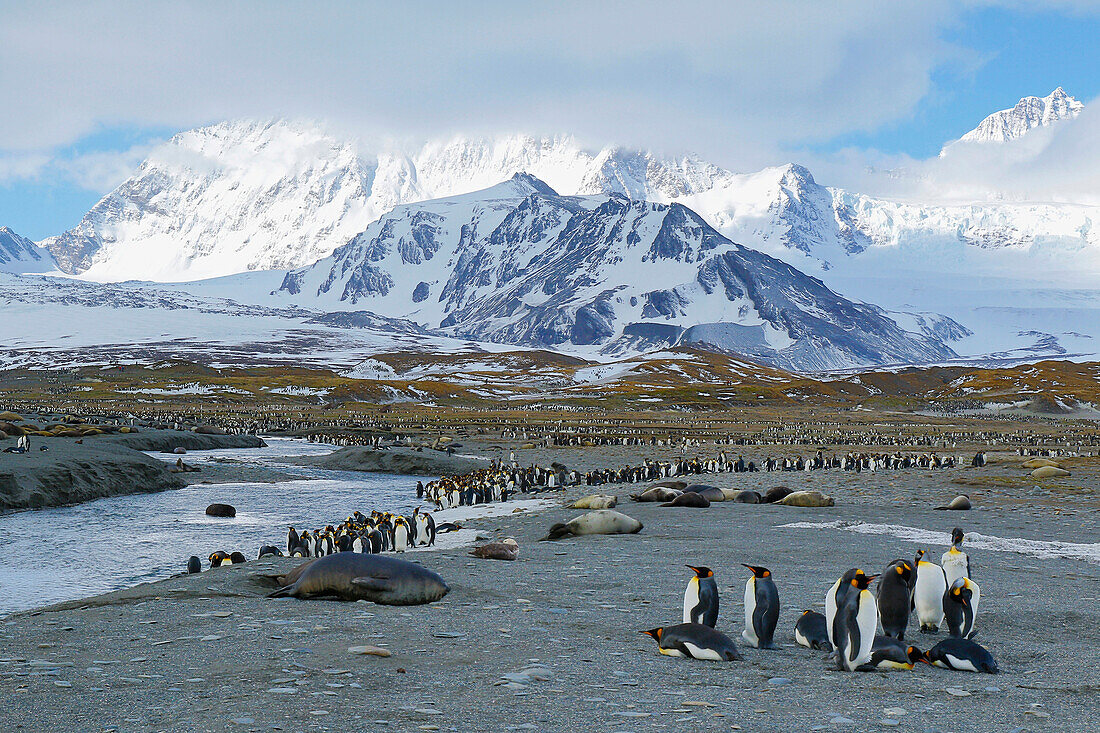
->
xmin=53 ymin=681 xmax=72 ymax=688
xmin=349 ymin=645 xmax=392 ymax=657
xmin=267 ymin=687 xmax=297 ymax=694
xmin=881 ymin=720 xmax=900 ymax=727
xmin=768 ymin=677 xmax=792 ymax=686
xmin=883 ymin=708 xmax=907 ymax=717
xmin=1023 ymin=711 xmax=1050 ymax=718
xmin=830 ymin=716 xmax=855 ymax=724
xmin=415 ymin=708 xmax=444 ymax=715
xmin=946 ymin=688 xmax=971 ymax=697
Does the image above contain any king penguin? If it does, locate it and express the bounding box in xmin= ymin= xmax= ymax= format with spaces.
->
xmin=683 ymin=566 xmax=719 ymax=628
xmin=870 ymin=635 xmax=925 ymax=670
xmin=186 ymin=556 xmax=202 ymax=574
xmin=926 ymin=637 xmax=998 ymax=673
xmin=941 ymin=527 xmax=972 ymax=587
xmin=913 ymin=549 xmax=948 ymax=633
xmin=741 ymin=565 xmax=779 ymax=649
xmin=825 ymin=568 xmax=863 ymax=650
xmin=835 ymin=572 xmax=878 ymax=671
xmin=641 ymin=623 xmax=742 ymax=661
xmin=286 ymin=527 xmax=299 ymax=556
xmin=943 ymin=576 xmax=980 ymax=639
xmin=879 ymin=559 xmax=914 ymax=640
xmin=794 ymin=610 xmax=832 ymax=651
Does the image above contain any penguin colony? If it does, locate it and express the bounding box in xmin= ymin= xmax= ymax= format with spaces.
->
xmin=642 ymin=527 xmax=998 ymax=674
xmin=194 ymin=506 xmax=439 ymax=571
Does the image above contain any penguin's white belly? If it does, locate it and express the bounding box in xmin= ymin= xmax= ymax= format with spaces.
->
xmin=915 ymin=565 xmax=947 ymax=624
xmin=683 ymin=642 xmax=723 ymax=661
xmin=942 ymin=551 xmax=968 ymax=585
xmin=824 ymin=579 xmax=842 ymax=647
xmin=742 ymin=578 xmax=759 ymax=647
xmin=850 ymin=590 xmax=877 ymax=668
xmin=683 ymin=580 xmax=700 ymax=625
xmin=943 ymin=654 xmax=979 ymax=672
xmin=794 ymin=627 xmax=809 ymax=649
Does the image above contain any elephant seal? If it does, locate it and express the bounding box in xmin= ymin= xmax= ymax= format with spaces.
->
xmin=572 ymin=494 xmax=617 ymax=509
xmin=205 ymin=503 xmax=236 ymax=518
xmin=733 ymin=490 xmax=762 ymax=504
xmin=652 ymin=480 xmax=687 ymax=490
xmin=934 ymin=495 xmax=972 ymax=511
xmin=662 ymin=492 xmax=711 ymax=508
xmin=630 ymin=486 xmax=682 ymax=503
xmin=776 ymin=490 xmax=835 ymax=507
xmin=684 ymin=484 xmax=718 ymax=493
xmin=541 ymin=510 xmax=643 ymax=541
xmin=1031 ymin=465 xmax=1070 ymax=478
xmin=696 ymin=487 xmax=725 ymax=503
xmin=1022 ymin=458 xmax=1060 ymax=469
xmin=268 ymin=553 xmax=449 ymax=605
xmin=763 ymin=486 xmax=794 ymax=503
xmin=469 ymin=538 xmax=519 ymax=561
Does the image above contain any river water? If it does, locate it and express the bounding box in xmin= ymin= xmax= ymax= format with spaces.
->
xmin=0 ymin=437 xmax=437 ymax=616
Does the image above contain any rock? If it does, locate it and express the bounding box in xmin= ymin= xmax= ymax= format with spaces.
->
xmin=946 ymin=687 xmax=971 ymax=697
xmin=776 ymin=490 xmax=835 ymax=507
xmin=172 ymin=447 xmax=187 ymax=454
xmin=767 ymin=677 xmax=791 ymax=686
xmin=1031 ymin=466 xmax=1070 ymax=478
xmin=935 ymin=495 xmax=972 ymax=511
xmin=205 ymin=503 xmax=236 ymax=517
xmin=572 ymin=494 xmax=617 ymax=510
xmin=348 ymin=645 xmax=392 ymax=657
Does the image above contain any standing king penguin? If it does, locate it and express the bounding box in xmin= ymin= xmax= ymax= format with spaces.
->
xmin=835 ymin=572 xmax=878 ymax=671
xmin=826 ymin=568 xmax=863 ymax=650
xmin=913 ymin=549 xmax=948 ymax=633
xmin=741 ymin=565 xmax=779 ymax=649
xmin=683 ymin=566 xmax=719 ymax=628
xmin=941 ymin=527 xmax=972 ymax=587
xmin=879 ymin=559 xmax=915 ymax=640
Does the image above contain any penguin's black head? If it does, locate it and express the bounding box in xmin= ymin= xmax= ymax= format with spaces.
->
xmin=850 ymin=573 xmax=877 ymax=590
xmin=640 ymin=628 xmax=663 ymax=641
xmin=892 ymin=561 xmax=913 ymax=581
xmin=742 ymin=564 xmax=771 ymax=578
xmin=951 ymin=527 xmax=965 ymax=546
xmin=906 ymin=646 xmax=925 ymax=664
xmin=687 ymin=565 xmax=714 ymax=578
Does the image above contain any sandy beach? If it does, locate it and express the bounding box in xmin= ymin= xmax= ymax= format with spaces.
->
xmin=2 ymin=440 xmax=1098 ymax=732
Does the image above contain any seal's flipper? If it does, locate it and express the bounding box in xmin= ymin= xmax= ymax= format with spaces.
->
xmin=541 ymin=523 xmax=571 ymax=541
xmin=268 ymin=585 xmax=293 ymax=598
xmin=351 ymin=576 xmax=395 ymax=592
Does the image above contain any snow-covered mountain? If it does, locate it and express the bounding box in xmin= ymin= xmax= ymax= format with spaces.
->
xmin=948 ymin=87 xmax=1083 ymax=147
xmin=0 ymin=226 xmax=55 ymax=274
xmin=275 ymin=174 xmax=956 ymax=371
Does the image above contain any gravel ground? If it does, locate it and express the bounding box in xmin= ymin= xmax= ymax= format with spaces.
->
xmin=2 ymin=444 xmax=1098 ymax=732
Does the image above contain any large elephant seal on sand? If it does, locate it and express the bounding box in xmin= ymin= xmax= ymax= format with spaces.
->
xmin=268 ymin=554 xmax=449 ymax=605
xmin=542 ymin=510 xmax=643 ymax=541
xmin=776 ymin=490 xmax=835 ymax=507
xmin=662 ymin=492 xmax=711 ymax=508
xmin=572 ymin=494 xmax=617 ymax=509
xmin=630 ymin=486 xmax=682 ymax=502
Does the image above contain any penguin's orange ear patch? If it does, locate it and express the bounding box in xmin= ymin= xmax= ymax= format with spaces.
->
xmin=896 ymin=566 xmax=904 ymax=575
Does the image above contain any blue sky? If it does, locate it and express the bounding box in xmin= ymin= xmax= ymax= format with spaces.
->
xmin=1 ymin=1 xmax=1098 ymax=240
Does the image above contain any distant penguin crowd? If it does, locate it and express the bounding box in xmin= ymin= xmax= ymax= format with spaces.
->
xmin=642 ymin=526 xmax=998 ymax=674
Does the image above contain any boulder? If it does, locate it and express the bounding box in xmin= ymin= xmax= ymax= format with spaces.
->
xmin=205 ymin=503 xmax=237 ymax=518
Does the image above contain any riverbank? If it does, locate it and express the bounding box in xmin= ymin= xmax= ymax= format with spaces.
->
xmin=3 ymin=451 xmax=1098 ymax=732
xmin=0 ymin=418 xmax=266 ymax=512
xmin=291 ymin=444 xmax=490 ymax=475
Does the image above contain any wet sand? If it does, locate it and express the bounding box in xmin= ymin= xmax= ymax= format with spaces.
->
xmin=2 ymin=443 xmax=1098 ymax=732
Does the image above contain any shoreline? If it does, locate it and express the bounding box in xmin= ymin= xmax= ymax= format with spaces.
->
xmin=2 ymin=462 xmax=1098 ymax=731
xmin=0 ymin=420 xmax=266 ymax=513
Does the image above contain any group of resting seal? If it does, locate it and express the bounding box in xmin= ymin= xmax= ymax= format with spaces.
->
xmin=629 ymin=482 xmax=835 ymax=508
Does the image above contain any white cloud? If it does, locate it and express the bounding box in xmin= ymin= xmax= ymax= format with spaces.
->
xmin=0 ymin=1 xmax=966 ymax=171
xmin=809 ymin=95 xmax=1100 ymax=205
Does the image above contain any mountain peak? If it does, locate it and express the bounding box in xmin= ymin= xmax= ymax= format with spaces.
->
xmin=951 ymin=87 xmax=1083 ymax=147
xmin=508 ymin=172 xmax=558 ymax=196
